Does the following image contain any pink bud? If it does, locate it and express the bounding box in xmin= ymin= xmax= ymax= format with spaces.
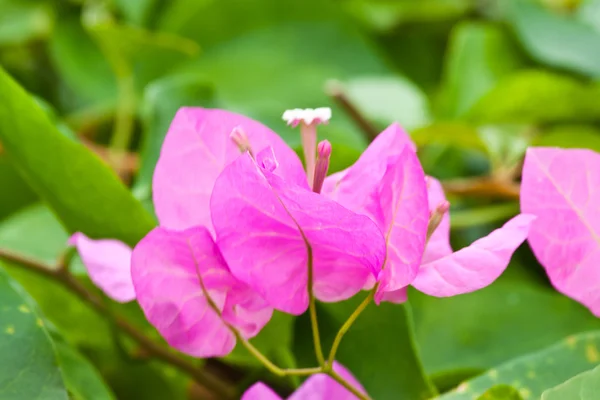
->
xmin=312 ymin=140 xmax=332 ymax=194
xmin=230 ymin=126 xmax=253 ymax=156
xmin=427 ymin=200 xmax=450 ymax=241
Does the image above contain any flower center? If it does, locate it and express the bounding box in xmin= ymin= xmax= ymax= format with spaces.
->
xmin=282 ymin=108 xmax=332 ymax=188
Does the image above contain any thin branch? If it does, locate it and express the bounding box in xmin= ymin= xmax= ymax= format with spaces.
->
xmin=327 ymin=369 xmax=372 ymax=400
xmin=325 ymin=80 xmax=380 ymax=142
xmin=307 ymin=247 xmax=325 ymax=366
xmin=442 ymin=176 xmax=520 ymax=200
xmin=0 ymin=248 xmax=235 ymax=399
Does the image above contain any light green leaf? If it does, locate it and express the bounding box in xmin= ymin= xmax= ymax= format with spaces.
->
xmin=0 ymin=0 xmax=54 ymax=45
xmin=507 ymin=0 xmax=600 ymax=77
xmin=534 ymin=125 xmax=600 ymax=153
xmin=477 ymin=385 xmax=523 ymax=400
xmin=0 ymin=67 xmax=155 ymax=246
xmin=341 ymin=76 xmax=431 ymax=130
xmin=0 ymin=267 xmax=68 ymax=400
xmin=295 ymin=297 xmax=437 ymax=399
xmin=541 ymin=364 xmax=600 ymax=400
xmin=467 ymin=70 xmax=600 ymax=123
xmin=439 ymin=22 xmax=524 ymax=118
xmin=437 ymin=331 xmax=600 ymax=400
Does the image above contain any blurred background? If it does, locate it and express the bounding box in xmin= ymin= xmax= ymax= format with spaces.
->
xmin=1 ymin=0 xmax=600 ymax=399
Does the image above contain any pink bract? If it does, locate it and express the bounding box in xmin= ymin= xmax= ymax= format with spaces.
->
xmin=68 ymin=232 xmax=135 ymax=303
xmin=521 ymin=147 xmax=600 ymax=316
xmin=130 ymin=226 xmax=272 ymax=357
xmin=242 ymin=361 xmax=367 ymax=400
xmin=153 ymin=108 xmax=306 ymax=233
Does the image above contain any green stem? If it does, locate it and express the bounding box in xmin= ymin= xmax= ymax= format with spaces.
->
xmin=327 ymin=369 xmax=372 ymax=400
xmin=307 ymin=247 xmax=325 ymax=366
xmin=327 ymin=290 xmax=374 ymax=367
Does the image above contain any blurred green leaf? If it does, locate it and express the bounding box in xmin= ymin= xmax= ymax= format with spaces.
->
xmin=111 ymin=0 xmax=161 ymax=26
xmin=412 ymin=265 xmax=600 ymax=377
xmin=0 ymin=157 xmax=37 ymax=221
xmin=411 ymin=122 xmax=486 ymax=152
xmin=534 ymin=124 xmax=600 ymax=152
xmin=0 ymin=267 xmax=68 ymax=400
xmin=180 ymin=22 xmax=393 ymax=149
xmin=134 ymin=73 xmax=217 ymax=198
xmin=344 ymin=0 xmax=474 ymax=32
xmin=53 ymin=338 xmax=116 ymax=400
xmin=0 ymin=67 xmax=155 ymax=246
xmin=340 ymin=75 xmax=431 ymax=129
xmin=477 ymin=385 xmax=523 ymax=400
xmin=577 ymin=0 xmax=600 ymax=32
xmin=467 ymin=70 xmax=600 ymax=123
xmin=0 ymin=0 xmax=54 ymax=45
xmin=541 ymin=364 xmax=600 ymax=400
xmin=439 ymin=22 xmax=524 ymax=118
xmin=295 ymin=297 xmax=437 ymax=400
xmin=507 ymin=0 xmax=600 ymax=77
xmin=438 ymin=331 xmax=600 ymax=399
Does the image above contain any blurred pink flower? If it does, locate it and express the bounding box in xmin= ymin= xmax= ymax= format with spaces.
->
xmin=521 ymin=147 xmax=600 ymax=316
xmin=242 ymin=362 xmax=367 ymax=400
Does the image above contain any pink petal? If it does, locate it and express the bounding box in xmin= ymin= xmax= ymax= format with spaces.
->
xmin=322 ymin=123 xmax=415 ymax=212
xmin=211 ymin=149 xmax=386 ymax=315
xmin=68 ymin=232 xmax=134 ymax=303
xmin=521 ymin=147 xmax=600 ymax=316
xmin=378 ymin=287 xmax=408 ymax=304
xmin=289 ymin=361 xmax=367 ymax=400
xmin=130 ymin=226 xmax=272 ymax=358
xmin=422 ymin=177 xmax=453 ymax=264
xmin=412 ymin=214 xmax=535 ymax=297
xmin=241 ymin=383 xmax=282 ymax=400
xmin=153 ymin=107 xmax=306 ymax=232
xmin=370 ymin=150 xmax=429 ymax=304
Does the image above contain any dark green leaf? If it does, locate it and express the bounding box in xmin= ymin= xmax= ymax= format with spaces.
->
xmin=0 ymin=67 xmax=155 ymax=246
xmin=295 ymin=297 xmax=437 ymax=400
xmin=534 ymin=124 xmax=600 ymax=153
xmin=0 ymin=267 xmax=68 ymax=400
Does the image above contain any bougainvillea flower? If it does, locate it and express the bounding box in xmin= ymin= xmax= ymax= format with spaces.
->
xmin=323 ymin=123 xmax=535 ymax=302
xmin=211 ymin=146 xmax=386 ymax=314
xmin=242 ymin=362 xmax=367 ymax=400
xmin=67 ymin=232 xmax=135 ymax=303
xmin=521 ymin=147 xmax=600 ymax=317
xmin=130 ymin=226 xmax=272 ymax=357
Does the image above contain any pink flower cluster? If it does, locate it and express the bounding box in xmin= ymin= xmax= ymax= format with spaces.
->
xmin=69 ymin=107 xmax=536 ymax=397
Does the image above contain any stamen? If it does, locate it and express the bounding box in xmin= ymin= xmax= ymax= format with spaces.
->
xmin=282 ymin=108 xmax=331 ymax=187
xmin=230 ymin=126 xmax=253 ymax=157
xmin=312 ymin=140 xmax=332 ymax=194
xmin=426 ymin=201 xmax=450 ymax=242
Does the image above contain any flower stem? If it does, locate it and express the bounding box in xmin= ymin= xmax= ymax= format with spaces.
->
xmin=306 ymin=246 xmax=325 ymax=366
xmin=327 ymin=369 xmax=372 ymax=400
xmin=327 ymin=290 xmax=374 ymax=367
xmin=0 ymin=248 xmax=235 ymax=399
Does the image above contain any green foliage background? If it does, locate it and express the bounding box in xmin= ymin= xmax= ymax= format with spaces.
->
xmin=1 ymin=0 xmax=600 ymax=399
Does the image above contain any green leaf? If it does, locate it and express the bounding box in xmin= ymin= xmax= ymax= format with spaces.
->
xmin=134 ymin=73 xmax=217 ymax=198
xmin=467 ymin=70 xmax=600 ymax=123
xmin=411 ymin=122 xmax=487 ymax=153
xmin=541 ymin=365 xmax=600 ymax=400
xmin=53 ymin=339 xmax=116 ymax=400
xmin=0 ymin=157 xmax=37 ymax=221
xmin=439 ymin=22 xmax=524 ymax=118
xmin=0 ymin=0 xmax=54 ymax=45
xmin=437 ymin=331 xmax=600 ymax=399
xmin=534 ymin=124 xmax=600 ymax=153
xmin=112 ymin=0 xmax=161 ymax=26
xmin=477 ymin=385 xmax=523 ymax=400
xmin=0 ymin=67 xmax=155 ymax=246
xmin=179 ymin=22 xmax=393 ymax=149
xmin=412 ymin=265 xmax=600 ymax=377
xmin=0 ymin=267 xmax=68 ymax=400
xmin=340 ymin=76 xmax=431 ymax=130
xmin=507 ymin=0 xmax=600 ymax=77
xmin=294 ymin=297 xmax=437 ymax=399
